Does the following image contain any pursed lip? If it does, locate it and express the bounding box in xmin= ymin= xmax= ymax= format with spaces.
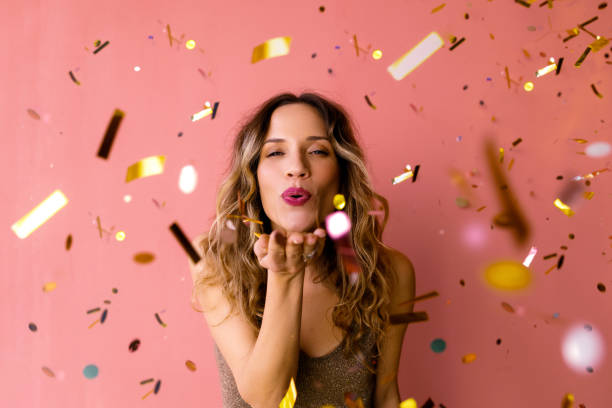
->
xmin=281 ymin=187 xmax=312 ymax=199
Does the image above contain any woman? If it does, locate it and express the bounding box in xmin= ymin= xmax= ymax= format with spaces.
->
xmin=190 ymin=92 xmax=416 ymax=408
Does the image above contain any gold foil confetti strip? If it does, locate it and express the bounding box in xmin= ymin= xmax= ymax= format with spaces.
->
xmin=42 ymin=366 xmax=55 ymax=378
xmin=88 ymin=319 xmax=100 ymax=329
xmin=477 ymin=206 xmax=486 ymax=212
xmin=484 ymin=139 xmax=530 ymax=245
xmin=387 ymin=32 xmax=444 ymax=80
xmin=571 ymin=138 xmax=588 ymax=143
xmin=589 ymin=36 xmax=610 ymax=52
xmin=505 ymin=66 xmax=511 ymax=89
xmin=97 ymin=109 xmax=124 ymax=159
xmin=515 ymin=0 xmax=531 ymax=7
xmin=392 ymin=164 xmax=415 ymax=184
xmin=185 ymin=360 xmax=197 ymax=371
xmin=499 ymin=147 xmax=504 ymax=163
xmin=125 ymin=155 xmax=166 ymax=182
xmin=27 ymin=109 xmax=40 ymax=120
xmin=68 ymin=71 xmax=81 ymax=85
xmin=11 ymin=190 xmax=68 ymax=239
xmin=251 ymin=36 xmax=292 ymax=64
xmin=545 ymin=264 xmax=557 ymax=275
xmin=66 ymin=234 xmax=72 ymax=250
xmin=364 ymin=95 xmax=377 ymax=109
xmin=155 ymin=312 xmax=167 ymax=327
xmin=278 ymin=377 xmax=297 ymax=408
xmin=169 ymin=222 xmax=201 ymax=264
xmin=508 ymin=158 xmax=515 ymax=171
xmin=353 ymin=34 xmax=360 ymax=57
xmin=166 ymin=24 xmax=173 ymax=47
xmin=554 ymin=198 xmax=575 ymax=216
xmin=228 ymin=214 xmax=263 ymax=226
xmin=449 ymin=37 xmax=465 ymax=51
xmin=93 ymin=40 xmax=109 ymax=54
xmin=431 ymin=3 xmax=446 ymax=13
xmin=573 ymin=167 xmax=609 ymax=180
xmin=591 ymin=84 xmax=603 ymax=98
xmin=43 ymin=282 xmax=57 ymax=292
xmin=561 ymin=393 xmax=575 ymax=408
xmin=142 ymin=390 xmax=153 ymax=400
xmin=133 ymin=252 xmax=155 ymax=263
xmin=574 ymin=47 xmax=591 ymax=67
xmin=191 ymin=106 xmax=213 ymax=121
xmin=583 ymin=191 xmax=594 ymax=200
xmin=462 ymin=353 xmax=477 ymax=363
xmin=536 ymin=62 xmax=557 ymax=77
xmin=389 ymin=311 xmax=429 ymax=324
xmin=398 ymin=290 xmax=439 ymax=306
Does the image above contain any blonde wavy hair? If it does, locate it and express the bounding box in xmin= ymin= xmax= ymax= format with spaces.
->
xmin=191 ymin=91 xmax=398 ymax=374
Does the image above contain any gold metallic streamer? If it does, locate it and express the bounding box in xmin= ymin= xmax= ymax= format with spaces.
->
xmin=125 ymin=155 xmax=166 ymax=182
xmin=11 ymin=190 xmax=68 ymax=239
xmin=278 ymin=377 xmax=297 ymax=408
xmin=251 ymin=36 xmax=292 ymax=64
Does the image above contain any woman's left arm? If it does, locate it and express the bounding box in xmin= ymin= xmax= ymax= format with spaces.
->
xmin=374 ymin=249 xmax=416 ymax=408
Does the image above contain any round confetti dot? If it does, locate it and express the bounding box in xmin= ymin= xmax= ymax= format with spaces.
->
xmin=178 ymin=132 xmax=183 ymax=137
xmin=399 ymin=398 xmax=417 ymax=408
xmin=496 ymin=338 xmax=502 ymax=345
xmin=83 ymin=364 xmax=99 ymax=379
xmin=457 ymin=135 xmax=462 ymax=142
xmin=585 ymin=141 xmax=611 ymax=158
xmin=459 ymin=279 xmax=465 ymax=286
xmin=372 ymin=49 xmax=382 ymax=60
xmin=185 ymin=40 xmax=196 ymax=49
xmin=333 ymin=194 xmax=346 ymax=210
xmin=328 ymin=68 xmax=333 ymax=74
xmin=319 ymin=5 xmax=325 ymax=12
xmin=527 ymin=25 xmax=536 ymax=31
xmin=29 ymin=322 xmax=38 ymax=332
xmin=524 ymin=82 xmax=534 ymax=91
xmin=484 ymin=260 xmax=532 ymax=290
xmin=462 ymin=353 xmax=477 ymax=364
xmin=42 ymin=366 xmax=55 ymax=378
xmin=123 ymin=195 xmax=132 ymax=203
xmin=185 ymin=360 xmax=197 ymax=371
xmin=597 ymin=283 xmax=606 ymax=292
xmin=463 ymin=85 xmax=468 ymax=90
xmin=311 ymin=53 xmax=317 ymax=58
xmin=430 ymin=338 xmax=446 ymax=353
xmin=112 ymin=288 xmax=118 ymax=294
xmin=569 ymin=233 xmax=575 ymax=239
xmin=479 ymin=100 xmax=484 ymax=105
xmin=129 ymin=339 xmax=141 ymax=352
xmin=586 ymin=366 xmax=594 ymax=373
xmin=553 ymin=312 xmax=560 ymax=319
xmin=115 ymin=231 xmax=126 ymax=241
xmin=134 ymin=66 xmax=141 ymax=72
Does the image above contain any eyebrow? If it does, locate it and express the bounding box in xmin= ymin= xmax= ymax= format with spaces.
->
xmin=262 ymin=136 xmax=330 ymax=145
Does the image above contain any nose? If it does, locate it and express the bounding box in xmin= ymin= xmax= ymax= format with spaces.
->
xmin=285 ymin=156 xmax=310 ymax=178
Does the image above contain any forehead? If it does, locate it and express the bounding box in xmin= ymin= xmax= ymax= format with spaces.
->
xmin=265 ymin=103 xmax=326 ymax=138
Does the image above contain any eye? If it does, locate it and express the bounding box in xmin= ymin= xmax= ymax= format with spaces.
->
xmin=266 ymin=150 xmax=329 ymax=158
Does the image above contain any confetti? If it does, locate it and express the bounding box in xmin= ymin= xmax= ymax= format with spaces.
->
xmin=364 ymin=94 xmax=377 ymax=109
xmin=484 ymin=260 xmax=532 ymax=290
xmin=68 ymin=70 xmax=81 ymax=85
xmin=597 ymin=283 xmax=606 ymax=292
xmin=399 ymin=399 xmax=417 ymax=408
xmin=574 ymin=47 xmax=591 ymax=67
xmin=389 ymin=311 xmax=429 ymax=324
xmin=191 ymin=106 xmax=213 ymax=121
xmin=504 ymin=66 xmax=511 ymax=89
xmin=97 ymin=109 xmax=124 ymax=159
xmin=387 ymin=32 xmax=444 ymax=80
xmin=125 ymin=155 xmax=166 ymax=182
xmin=27 ymin=108 xmax=40 ymax=120
xmin=398 ymin=290 xmax=439 ymax=306
xmin=251 ymin=36 xmax=292 ymax=64
xmin=449 ymin=37 xmax=465 ymax=51
xmin=372 ymin=49 xmax=382 ymax=59
xmin=333 ymin=194 xmax=346 ymax=210
xmin=430 ymin=338 xmax=446 ymax=353
xmin=524 ymin=82 xmax=534 ymax=91
xmin=501 ymin=301 xmax=515 ymax=313
xmin=169 ymin=222 xmax=201 ymax=264
xmin=279 ymin=377 xmax=297 ymax=408
xmin=43 ymin=282 xmax=57 ymax=292
xmin=421 ymin=398 xmax=435 ymax=408
xmin=591 ymin=83 xmax=603 ymax=98
xmin=431 ymin=3 xmax=446 ymax=13
xmin=185 ymin=360 xmax=197 ymax=371
xmin=101 ymin=309 xmax=108 ymax=323
xmin=412 ymin=164 xmax=420 ymax=182
xmin=166 ymin=24 xmax=173 ymax=47
xmin=93 ymin=41 xmax=109 ymax=54
xmin=129 ymin=339 xmax=141 ymax=352
xmin=536 ymin=62 xmax=557 ymax=77
xmin=154 ymin=379 xmax=162 ymax=394
xmin=554 ymin=198 xmax=574 ymax=216
xmin=185 ymin=39 xmax=196 ymax=49
xmin=212 ymin=101 xmax=220 ymax=119
xmin=462 ymin=353 xmax=477 ymax=363
xmin=555 ymin=57 xmax=564 ymax=74
xmin=65 ymin=234 xmax=72 ymax=250
xmin=86 ymin=307 xmax=101 ymax=314
xmin=115 ymin=231 xmax=125 ymax=241
xmin=133 ymin=252 xmax=155 ymax=263
xmin=522 ymin=246 xmax=538 ymax=266
xmin=155 ymin=312 xmax=167 ymax=328
xmin=11 ymin=190 xmax=68 ymax=239
xmin=83 ymin=364 xmax=99 ymax=379
xmin=42 ymin=366 xmax=55 ymax=378
xmin=140 ymin=378 xmax=154 ymax=385
xmin=29 ymin=322 xmax=38 ymax=332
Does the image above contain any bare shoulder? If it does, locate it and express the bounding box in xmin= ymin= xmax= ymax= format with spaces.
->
xmin=382 ymin=246 xmax=416 ymax=310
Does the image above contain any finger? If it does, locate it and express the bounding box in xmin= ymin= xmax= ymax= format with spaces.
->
xmin=268 ymin=230 xmax=287 ymax=262
xmin=302 ymin=233 xmax=318 ymax=260
xmin=285 ymin=232 xmax=305 ymax=269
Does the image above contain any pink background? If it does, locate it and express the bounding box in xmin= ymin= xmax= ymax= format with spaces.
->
xmin=2 ymin=0 xmax=611 ymax=407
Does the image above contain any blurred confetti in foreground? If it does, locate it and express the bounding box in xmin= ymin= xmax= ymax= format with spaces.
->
xmin=561 ymin=323 xmax=606 ymax=374
xmin=279 ymin=377 xmax=297 ymax=408
xmin=484 ymin=260 xmax=532 ymax=291
xmin=11 ymin=190 xmax=68 ymax=239
xmin=179 ymin=165 xmax=198 ymax=193
xmin=251 ymin=36 xmax=292 ymax=64
xmin=387 ymin=32 xmax=444 ymax=80
xmin=125 ymin=155 xmax=166 ymax=183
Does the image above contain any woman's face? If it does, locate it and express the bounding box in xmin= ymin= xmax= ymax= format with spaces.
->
xmin=257 ymin=103 xmax=340 ymax=236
